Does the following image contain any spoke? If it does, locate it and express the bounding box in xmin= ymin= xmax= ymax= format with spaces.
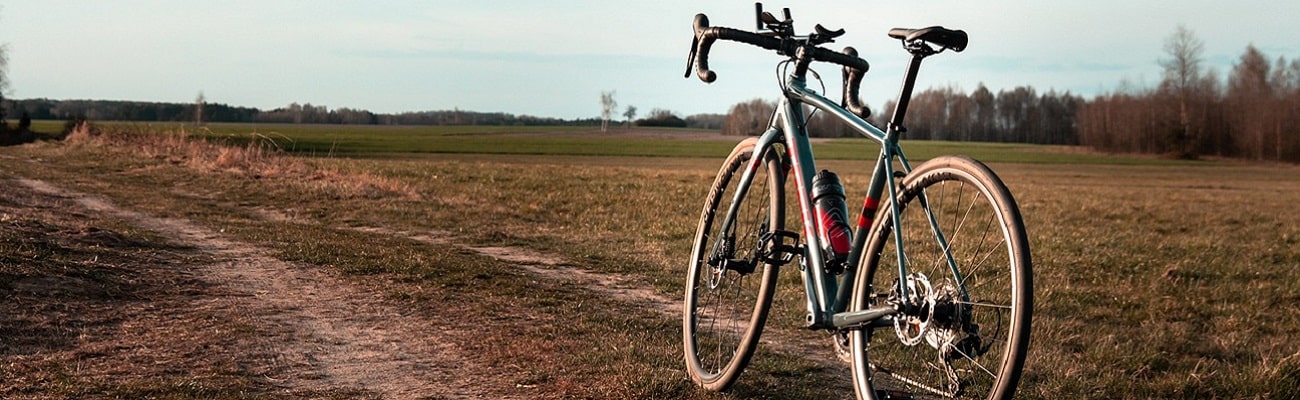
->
xmin=954 ymin=299 xmax=1013 ymax=310
xmin=927 ymin=182 xmax=982 ymax=277
xmin=957 ymin=235 xmax=1006 ymax=292
xmin=704 ymin=279 xmax=722 ymax=371
xmin=937 ymin=181 xmax=972 ymax=247
xmin=726 ymin=275 xmax=744 ymax=367
xmin=948 ymin=340 xmax=999 ymax=380
xmin=962 ymin=238 xmax=1009 ymax=294
xmin=959 ymin=211 xmax=996 ymax=284
xmin=947 ymin=183 xmax=983 ymax=255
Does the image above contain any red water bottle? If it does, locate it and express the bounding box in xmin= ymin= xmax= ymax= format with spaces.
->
xmin=812 ymin=170 xmax=852 ymax=265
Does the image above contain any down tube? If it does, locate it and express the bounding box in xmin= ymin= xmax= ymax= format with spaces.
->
xmin=777 ymin=99 xmax=837 ymax=326
xmin=792 ymin=84 xmax=918 ymax=303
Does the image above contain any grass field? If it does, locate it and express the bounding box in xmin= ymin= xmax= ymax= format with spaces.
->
xmin=3 ymin=123 xmax=1299 ymax=398
xmin=36 ymin=120 xmax=1204 ymax=165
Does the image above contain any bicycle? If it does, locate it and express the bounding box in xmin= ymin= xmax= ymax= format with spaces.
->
xmin=681 ymin=4 xmax=1033 ymax=399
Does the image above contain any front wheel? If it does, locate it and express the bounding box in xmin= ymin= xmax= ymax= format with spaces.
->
xmin=850 ymin=156 xmax=1032 ymax=400
xmin=683 ymin=137 xmax=785 ymax=391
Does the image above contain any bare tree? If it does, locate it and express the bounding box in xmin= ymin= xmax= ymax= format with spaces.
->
xmin=1271 ymin=56 xmax=1300 ymax=161
xmin=1228 ymin=45 xmax=1273 ymax=160
xmin=622 ymin=105 xmax=637 ymax=128
xmin=996 ymin=87 xmax=1037 ymax=143
xmin=1158 ymin=25 xmax=1206 ymax=157
xmin=194 ymin=91 xmax=206 ymax=125
xmin=722 ymin=98 xmax=775 ymax=136
xmin=970 ymin=84 xmax=996 ymax=141
xmin=600 ymin=91 xmax=617 ymax=132
xmin=1 ymin=43 xmax=9 ymax=124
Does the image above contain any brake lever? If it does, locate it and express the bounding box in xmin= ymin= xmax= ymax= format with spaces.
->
xmin=815 ymin=24 xmax=845 ymax=39
xmin=684 ymin=35 xmax=699 ymax=79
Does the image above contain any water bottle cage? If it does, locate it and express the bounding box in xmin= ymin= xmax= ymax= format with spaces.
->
xmin=824 ymin=256 xmax=846 ymax=275
xmin=760 ymin=229 xmax=800 ymax=266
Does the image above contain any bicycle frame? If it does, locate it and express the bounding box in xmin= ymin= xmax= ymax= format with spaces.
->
xmin=682 ymin=11 xmax=1027 ymax=397
xmin=717 ymin=67 xmax=968 ymax=331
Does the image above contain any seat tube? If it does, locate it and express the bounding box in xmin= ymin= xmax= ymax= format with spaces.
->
xmin=833 ymin=149 xmax=890 ymax=312
xmin=777 ymin=96 xmax=836 ymax=326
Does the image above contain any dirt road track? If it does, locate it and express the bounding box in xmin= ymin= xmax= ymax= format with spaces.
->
xmin=4 ymin=175 xmax=849 ymax=398
xmin=8 ymin=178 xmax=512 ymax=399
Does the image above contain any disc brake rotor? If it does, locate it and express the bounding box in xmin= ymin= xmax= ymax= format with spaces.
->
xmin=893 ymin=273 xmax=936 ymax=346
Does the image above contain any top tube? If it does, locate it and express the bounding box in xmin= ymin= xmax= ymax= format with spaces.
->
xmin=783 ymin=78 xmax=892 ymax=146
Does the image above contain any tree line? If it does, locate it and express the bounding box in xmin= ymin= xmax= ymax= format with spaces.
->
xmin=716 ymin=27 xmax=1299 ymax=163
xmin=0 ymin=95 xmax=733 ymax=131
xmin=1078 ymin=27 xmax=1300 ymax=162
xmin=6 ymin=98 xmax=260 ymax=124
xmin=719 ymin=86 xmax=1081 ymax=144
xmin=0 ymin=98 xmax=603 ymax=127
xmin=874 ymin=86 xmax=1082 ymax=145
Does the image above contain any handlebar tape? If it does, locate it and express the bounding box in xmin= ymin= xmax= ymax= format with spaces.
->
xmin=839 ymin=47 xmax=871 ymax=119
xmin=691 ymin=13 xmax=870 ymax=86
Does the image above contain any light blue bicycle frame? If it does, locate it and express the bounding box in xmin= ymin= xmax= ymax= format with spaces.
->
xmin=717 ymin=75 xmax=968 ymax=331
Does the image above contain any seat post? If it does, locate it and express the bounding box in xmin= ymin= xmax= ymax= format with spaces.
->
xmin=887 ymin=52 xmax=930 ymax=137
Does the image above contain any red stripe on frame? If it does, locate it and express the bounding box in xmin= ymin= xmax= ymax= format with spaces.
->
xmin=856 ymin=197 xmax=880 ymax=228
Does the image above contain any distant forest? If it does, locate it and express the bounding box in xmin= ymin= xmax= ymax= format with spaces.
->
xmin=0 ymin=98 xmax=595 ymax=127
xmin=719 ymin=86 xmax=1080 ymax=146
xmin=0 ymin=97 xmax=732 ymax=131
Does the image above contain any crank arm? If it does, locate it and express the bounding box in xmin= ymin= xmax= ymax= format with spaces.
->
xmin=832 ymin=304 xmax=899 ymax=329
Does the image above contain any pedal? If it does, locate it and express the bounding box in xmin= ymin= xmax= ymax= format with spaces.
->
xmin=760 ymin=229 xmax=800 ymax=265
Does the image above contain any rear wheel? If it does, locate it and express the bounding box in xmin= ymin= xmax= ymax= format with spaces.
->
xmin=851 ymin=156 xmax=1032 ymax=400
xmin=683 ymin=137 xmax=785 ymax=391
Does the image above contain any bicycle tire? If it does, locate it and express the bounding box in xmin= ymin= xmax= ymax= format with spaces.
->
xmin=683 ymin=137 xmax=785 ymax=391
xmin=850 ymin=155 xmax=1032 ymax=400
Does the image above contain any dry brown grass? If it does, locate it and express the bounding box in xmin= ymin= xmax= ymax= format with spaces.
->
xmin=0 ymin=179 xmax=273 ymax=398
xmin=5 ymin=129 xmax=849 ymax=398
xmin=64 ymin=122 xmax=418 ymax=200
xmin=9 ymin=125 xmax=1300 ymax=398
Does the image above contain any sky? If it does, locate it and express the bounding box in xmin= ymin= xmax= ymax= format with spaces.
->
xmin=1 ymin=1 xmax=1298 ymax=120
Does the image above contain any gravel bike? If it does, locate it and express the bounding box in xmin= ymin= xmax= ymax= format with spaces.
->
xmin=681 ymin=5 xmax=1033 ymax=399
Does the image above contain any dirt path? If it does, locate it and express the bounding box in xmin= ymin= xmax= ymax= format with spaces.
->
xmin=346 ymin=226 xmax=852 ymax=384
xmin=6 ymin=176 xmax=851 ymax=398
xmin=348 ymin=226 xmax=681 ymax=318
xmin=12 ymin=178 xmax=506 ymax=399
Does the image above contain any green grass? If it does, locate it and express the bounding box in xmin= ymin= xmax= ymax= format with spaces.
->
xmin=23 ymin=119 xmax=69 ymax=133
xmin=817 ymin=138 xmax=1202 ymax=165
xmin=27 ymin=119 xmax=1204 ymax=165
